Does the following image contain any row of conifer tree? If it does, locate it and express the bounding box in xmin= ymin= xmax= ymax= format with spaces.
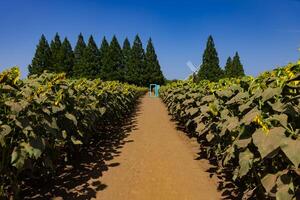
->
xmin=195 ymin=36 xmax=245 ymax=82
xmin=28 ymin=33 xmax=165 ymax=86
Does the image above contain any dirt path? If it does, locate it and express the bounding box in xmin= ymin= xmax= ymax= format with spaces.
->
xmin=94 ymin=96 xmax=220 ymax=200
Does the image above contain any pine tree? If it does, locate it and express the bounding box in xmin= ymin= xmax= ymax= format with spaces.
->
xmin=197 ymin=35 xmax=224 ymax=82
xmin=28 ymin=34 xmax=52 ymax=75
xmin=126 ymin=35 xmax=145 ymax=86
xmin=145 ymin=38 xmax=165 ymax=85
xmin=232 ymin=52 xmax=245 ymax=77
xmin=81 ymin=35 xmax=101 ymax=78
xmin=122 ymin=38 xmax=131 ymax=80
xmin=98 ymin=37 xmax=109 ymax=79
xmin=100 ymin=36 xmax=124 ymax=81
xmin=50 ymin=33 xmax=62 ymax=72
xmin=73 ymin=33 xmax=87 ymax=77
xmin=224 ymin=56 xmax=233 ymax=77
xmin=58 ymin=37 xmax=74 ymax=76
xmin=99 ymin=37 xmax=109 ymax=61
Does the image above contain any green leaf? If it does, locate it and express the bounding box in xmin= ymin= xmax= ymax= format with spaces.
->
xmin=241 ymin=107 xmax=260 ymax=125
xmin=201 ymin=95 xmax=215 ymax=103
xmin=252 ymin=127 xmax=286 ymax=159
xmin=226 ymin=92 xmax=249 ymax=105
xmin=11 ymin=147 xmax=27 ymax=169
xmin=0 ymin=125 xmax=11 ymax=146
xmin=206 ymin=132 xmax=214 ymax=142
xmin=261 ymin=173 xmax=277 ymax=193
xmin=195 ymin=122 xmax=206 ymax=134
xmin=239 ymin=100 xmax=252 ymax=113
xmin=261 ymin=87 xmax=282 ymax=102
xmin=227 ymin=117 xmax=239 ymax=131
xmin=65 ymin=112 xmax=77 ymax=126
xmin=216 ymin=89 xmax=234 ymax=98
xmin=99 ymin=107 xmax=106 ymax=115
xmin=29 ymin=138 xmax=45 ymax=158
xmin=62 ymin=130 xmax=67 ymax=139
xmin=5 ymin=101 xmax=23 ymax=113
xmin=280 ymin=138 xmax=300 ymax=167
xmin=187 ymin=107 xmax=199 ymax=117
xmin=235 ymin=138 xmax=251 ymax=149
xmin=238 ymin=148 xmax=254 ymax=177
xmin=276 ymin=174 xmax=294 ymax=200
xmin=21 ymin=141 xmax=42 ymax=159
xmin=71 ymin=136 xmax=83 ymax=145
xmin=271 ymin=114 xmax=288 ymax=127
xmin=223 ymin=145 xmax=235 ymax=165
xmin=268 ymin=100 xmax=285 ymax=112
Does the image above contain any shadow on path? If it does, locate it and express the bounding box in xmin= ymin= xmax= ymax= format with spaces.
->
xmin=21 ymin=105 xmax=141 ymax=200
xmin=171 ymin=117 xmax=241 ymax=200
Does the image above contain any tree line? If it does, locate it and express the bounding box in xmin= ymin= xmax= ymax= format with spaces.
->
xmin=28 ymin=33 xmax=165 ymax=86
xmin=196 ymin=35 xmax=245 ymax=82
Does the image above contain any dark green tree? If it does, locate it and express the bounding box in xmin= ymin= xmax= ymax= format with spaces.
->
xmin=145 ymin=38 xmax=165 ymax=85
xmin=28 ymin=34 xmax=52 ymax=75
xmin=197 ymin=35 xmax=224 ymax=82
xmin=57 ymin=37 xmax=74 ymax=76
xmin=122 ymin=38 xmax=131 ymax=79
xmin=100 ymin=36 xmax=124 ymax=81
xmin=50 ymin=33 xmax=62 ymax=72
xmin=81 ymin=35 xmax=101 ymax=78
xmin=99 ymin=37 xmax=109 ymax=61
xmin=98 ymin=37 xmax=109 ymax=78
xmin=126 ymin=35 xmax=145 ymax=86
xmin=224 ymin=56 xmax=233 ymax=77
xmin=73 ymin=33 xmax=87 ymax=77
xmin=231 ymin=52 xmax=245 ymax=77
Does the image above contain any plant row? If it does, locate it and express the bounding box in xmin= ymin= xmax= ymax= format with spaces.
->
xmin=160 ymin=62 xmax=300 ymax=199
xmin=0 ymin=67 xmax=146 ymax=199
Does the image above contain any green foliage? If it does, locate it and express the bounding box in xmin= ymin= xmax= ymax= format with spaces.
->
xmin=50 ymin=33 xmax=62 ymax=72
xmin=123 ymin=38 xmax=131 ymax=80
xmin=224 ymin=56 xmax=233 ymax=77
xmin=28 ymin=35 xmax=52 ymax=76
xmin=160 ymin=62 xmax=300 ymax=199
xmin=29 ymin=34 xmax=165 ymax=86
xmin=73 ymin=33 xmax=87 ymax=77
xmin=100 ymin=36 xmax=124 ymax=81
xmin=125 ymin=35 xmax=145 ymax=86
xmin=99 ymin=36 xmax=109 ymax=66
xmin=57 ymin=38 xmax=74 ymax=76
xmin=145 ymin=38 xmax=165 ymax=85
xmin=0 ymin=67 xmax=146 ymax=198
xmin=81 ymin=35 xmax=101 ymax=78
xmin=197 ymin=36 xmax=224 ymax=82
xmin=225 ymin=52 xmax=245 ymax=78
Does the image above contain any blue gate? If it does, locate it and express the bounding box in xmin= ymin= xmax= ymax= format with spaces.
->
xmin=149 ymin=84 xmax=160 ymax=97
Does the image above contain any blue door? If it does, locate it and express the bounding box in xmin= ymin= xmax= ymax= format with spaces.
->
xmin=149 ymin=84 xmax=160 ymax=97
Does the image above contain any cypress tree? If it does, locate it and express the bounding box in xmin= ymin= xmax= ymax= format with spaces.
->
xmin=232 ymin=52 xmax=245 ymax=77
xmin=99 ymin=37 xmax=109 ymax=61
xmin=81 ymin=35 xmax=100 ymax=78
xmin=50 ymin=33 xmax=62 ymax=72
xmin=122 ymin=38 xmax=131 ymax=80
xmin=126 ymin=35 xmax=145 ymax=86
xmin=145 ymin=38 xmax=165 ymax=85
xmin=100 ymin=36 xmax=124 ymax=81
xmin=99 ymin=37 xmax=109 ymax=79
xmin=28 ymin=34 xmax=52 ymax=75
xmin=197 ymin=35 xmax=224 ymax=82
xmin=224 ymin=56 xmax=233 ymax=77
xmin=73 ymin=33 xmax=87 ymax=77
xmin=58 ymin=37 xmax=74 ymax=76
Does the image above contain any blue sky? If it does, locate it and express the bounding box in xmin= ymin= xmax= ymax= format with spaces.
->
xmin=0 ymin=0 xmax=299 ymax=79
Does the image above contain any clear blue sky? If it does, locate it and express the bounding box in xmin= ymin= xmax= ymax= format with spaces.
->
xmin=0 ymin=0 xmax=300 ymax=79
